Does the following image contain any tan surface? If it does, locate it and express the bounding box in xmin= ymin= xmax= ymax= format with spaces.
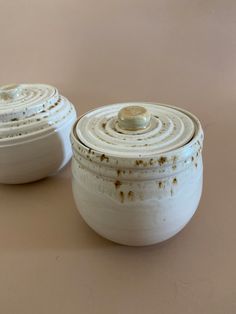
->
xmin=0 ymin=0 xmax=235 ymax=313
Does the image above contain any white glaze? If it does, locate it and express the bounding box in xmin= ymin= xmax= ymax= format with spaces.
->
xmin=0 ymin=84 xmax=77 ymax=184
xmin=71 ymin=102 xmax=204 ymax=246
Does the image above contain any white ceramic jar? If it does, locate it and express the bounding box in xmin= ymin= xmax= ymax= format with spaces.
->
xmin=71 ymin=103 xmax=204 ymax=246
xmin=0 ymin=84 xmax=77 ymax=184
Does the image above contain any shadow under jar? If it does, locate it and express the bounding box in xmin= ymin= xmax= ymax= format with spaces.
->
xmin=0 ymin=84 xmax=77 ymax=184
xmin=71 ymin=103 xmax=204 ymax=246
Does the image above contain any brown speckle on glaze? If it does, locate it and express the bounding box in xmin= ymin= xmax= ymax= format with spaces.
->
xmin=158 ymin=181 xmax=163 ymax=188
xmin=117 ymin=169 xmax=121 ymax=176
xmin=115 ymin=180 xmax=122 ymax=189
xmin=149 ymin=158 xmax=154 ymax=165
xmin=100 ymin=154 xmax=109 ymax=162
xmin=158 ymin=156 xmax=167 ymax=166
xmin=102 ymin=122 xmax=106 ymax=129
xmin=120 ymin=191 xmax=124 ymax=203
xmin=135 ymin=160 xmax=143 ymax=166
xmin=173 ymin=177 xmax=177 ymax=184
xmin=128 ymin=191 xmax=134 ymax=201
xmin=172 ymin=165 xmax=177 ymax=170
xmin=191 ymin=156 xmax=194 ymax=162
xmin=195 ymin=163 xmax=198 ymax=168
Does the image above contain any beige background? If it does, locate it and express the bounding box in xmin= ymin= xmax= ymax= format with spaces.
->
xmin=0 ymin=0 xmax=236 ymax=313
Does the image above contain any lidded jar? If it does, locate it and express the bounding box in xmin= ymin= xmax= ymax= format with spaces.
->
xmin=71 ymin=103 xmax=204 ymax=246
xmin=0 ymin=84 xmax=77 ymax=183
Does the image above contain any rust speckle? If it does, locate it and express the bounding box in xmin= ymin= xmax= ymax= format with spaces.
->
xmin=88 ymin=148 xmax=92 ymax=154
xmin=102 ymin=122 xmax=106 ymax=129
xmin=195 ymin=163 xmax=198 ymax=168
xmin=149 ymin=158 xmax=154 ymax=165
xmin=100 ymin=154 xmax=109 ymax=162
xmin=191 ymin=156 xmax=194 ymax=162
xmin=135 ymin=160 xmax=143 ymax=166
xmin=115 ymin=180 xmax=122 ymax=189
xmin=48 ymin=104 xmax=56 ymax=110
xmin=120 ymin=191 xmax=124 ymax=203
xmin=158 ymin=181 xmax=163 ymax=188
xmin=173 ymin=177 xmax=177 ymax=184
xmin=128 ymin=191 xmax=134 ymax=201
xmin=117 ymin=169 xmax=121 ymax=176
xmin=158 ymin=156 xmax=167 ymax=166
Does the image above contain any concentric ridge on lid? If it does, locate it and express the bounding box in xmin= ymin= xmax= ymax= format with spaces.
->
xmin=75 ymin=102 xmax=196 ymax=157
xmin=0 ymin=84 xmax=76 ymax=143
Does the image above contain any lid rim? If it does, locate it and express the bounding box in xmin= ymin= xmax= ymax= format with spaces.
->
xmin=73 ymin=102 xmax=201 ymax=159
xmin=71 ymin=102 xmax=203 ymax=165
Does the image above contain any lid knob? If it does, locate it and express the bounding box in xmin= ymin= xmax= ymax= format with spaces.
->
xmin=0 ymin=84 xmax=22 ymax=101
xmin=118 ymin=105 xmax=151 ymax=131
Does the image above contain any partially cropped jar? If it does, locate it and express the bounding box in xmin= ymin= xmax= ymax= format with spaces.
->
xmin=71 ymin=103 xmax=204 ymax=246
xmin=0 ymin=84 xmax=77 ymax=183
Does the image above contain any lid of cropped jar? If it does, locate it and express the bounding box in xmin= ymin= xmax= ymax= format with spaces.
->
xmin=75 ymin=102 xmax=195 ymax=158
xmin=0 ymin=83 xmax=75 ymax=142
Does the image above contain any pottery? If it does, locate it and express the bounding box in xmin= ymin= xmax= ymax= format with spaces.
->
xmin=71 ymin=102 xmax=204 ymax=246
xmin=0 ymin=84 xmax=77 ymax=184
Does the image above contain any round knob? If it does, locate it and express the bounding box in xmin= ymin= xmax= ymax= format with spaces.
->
xmin=118 ymin=105 xmax=151 ymax=131
xmin=0 ymin=84 xmax=22 ymax=100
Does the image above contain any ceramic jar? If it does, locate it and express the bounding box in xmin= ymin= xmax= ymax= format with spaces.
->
xmin=71 ymin=103 xmax=204 ymax=246
xmin=0 ymin=84 xmax=77 ymax=184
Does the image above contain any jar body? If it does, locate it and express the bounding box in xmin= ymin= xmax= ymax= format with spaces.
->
xmin=0 ymin=115 xmax=76 ymax=184
xmin=71 ymin=146 xmax=203 ymax=246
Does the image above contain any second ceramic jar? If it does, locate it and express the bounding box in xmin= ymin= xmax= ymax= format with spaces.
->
xmin=0 ymin=84 xmax=77 ymax=183
xmin=71 ymin=103 xmax=204 ymax=246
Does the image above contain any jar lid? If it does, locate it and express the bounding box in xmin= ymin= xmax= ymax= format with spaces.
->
xmin=75 ymin=102 xmax=195 ymax=158
xmin=0 ymin=84 xmax=75 ymax=143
